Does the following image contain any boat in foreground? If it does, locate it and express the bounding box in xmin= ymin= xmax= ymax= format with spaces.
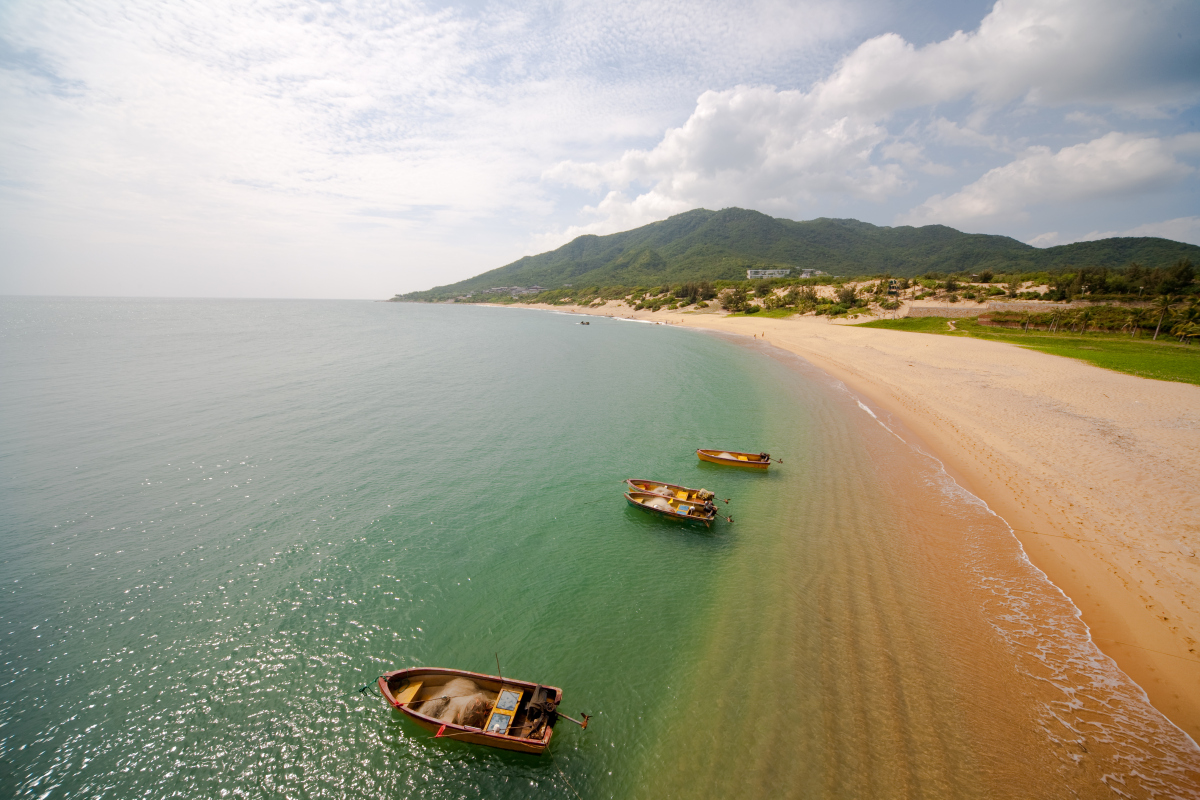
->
xmin=696 ymin=449 xmax=773 ymax=469
xmin=624 ymin=490 xmax=717 ymax=526
xmin=624 ymin=478 xmax=715 ymax=502
xmin=378 ymin=667 xmax=566 ymax=754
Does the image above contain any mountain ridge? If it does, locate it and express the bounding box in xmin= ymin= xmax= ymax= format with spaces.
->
xmin=396 ymin=208 xmax=1200 ymax=299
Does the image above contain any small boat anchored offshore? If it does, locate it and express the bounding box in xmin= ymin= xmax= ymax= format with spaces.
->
xmin=624 ymin=478 xmax=725 ymax=504
xmin=624 ymin=490 xmax=724 ymax=526
xmin=377 ymin=666 xmax=588 ymax=754
xmin=696 ymin=449 xmax=779 ymax=469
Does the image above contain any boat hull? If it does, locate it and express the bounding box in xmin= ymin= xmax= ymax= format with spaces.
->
xmin=378 ymin=667 xmax=562 ymax=754
xmin=624 ymin=491 xmax=714 ymax=526
xmin=697 ymin=449 xmax=770 ymax=469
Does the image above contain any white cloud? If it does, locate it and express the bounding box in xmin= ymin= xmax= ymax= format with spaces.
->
xmin=543 ymin=84 xmax=908 ymax=241
xmin=1064 ymin=111 xmax=1110 ymax=128
xmin=927 ymin=117 xmax=1007 ymax=151
xmin=1028 ymin=231 xmax=1061 ymax=247
xmin=899 ymin=133 xmax=1197 ymax=226
xmin=1 ymin=0 xmax=1198 ymax=296
xmin=0 ymin=0 xmax=859 ymax=296
xmin=811 ymin=0 xmax=1200 ymax=118
xmin=540 ymin=0 xmax=1200 ymax=246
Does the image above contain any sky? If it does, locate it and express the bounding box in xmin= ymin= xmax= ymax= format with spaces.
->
xmin=1 ymin=0 xmax=1198 ymax=299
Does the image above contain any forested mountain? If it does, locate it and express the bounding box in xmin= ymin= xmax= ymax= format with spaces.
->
xmin=395 ymin=208 xmax=1200 ymax=299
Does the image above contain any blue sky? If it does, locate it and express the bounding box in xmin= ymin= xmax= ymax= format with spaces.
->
xmin=1 ymin=0 xmax=1198 ymax=298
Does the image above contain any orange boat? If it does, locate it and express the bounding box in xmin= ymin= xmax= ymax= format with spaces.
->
xmin=696 ymin=449 xmax=774 ymax=469
xmin=378 ymin=666 xmax=580 ymax=754
xmin=624 ymin=490 xmax=718 ymax=526
xmin=624 ymin=478 xmax=715 ymax=502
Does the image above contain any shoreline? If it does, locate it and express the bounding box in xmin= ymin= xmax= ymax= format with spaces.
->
xmin=496 ymin=300 xmax=1200 ymax=742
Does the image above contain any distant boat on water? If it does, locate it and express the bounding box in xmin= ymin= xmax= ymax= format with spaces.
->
xmin=696 ymin=449 xmax=775 ymax=469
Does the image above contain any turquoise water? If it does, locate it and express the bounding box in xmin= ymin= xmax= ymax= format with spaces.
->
xmin=2 ymin=298 xmax=1197 ymax=799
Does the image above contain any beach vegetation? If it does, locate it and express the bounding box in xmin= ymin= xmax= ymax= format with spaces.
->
xmin=861 ymin=314 xmax=1200 ymax=385
xmin=1152 ymin=295 xmax=1180 ymax=340
xmin=719 ymin=286 xmax=749 ymax=312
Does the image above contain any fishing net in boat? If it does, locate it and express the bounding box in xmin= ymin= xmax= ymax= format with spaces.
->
xmin=642 ymin=496 xmax=675 ymax=512
xmin=716 ymin=452 xmax=734 ymax=460
xmin=415 ymin=678 xmax=496 ymax=727
xmin=696 ymin=489 xmax=714 ymax=500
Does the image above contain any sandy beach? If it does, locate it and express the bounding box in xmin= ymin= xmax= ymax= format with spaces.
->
xmin=508 ymin=300 xmax=1200 ymax=742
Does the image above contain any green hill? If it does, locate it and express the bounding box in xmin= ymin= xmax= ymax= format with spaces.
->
xmin=395 ymin=208 xmax=1200 ymax=299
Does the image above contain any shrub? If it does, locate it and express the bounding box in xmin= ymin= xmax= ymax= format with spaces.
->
xmin=744 ymin=305 xmax=761 ymax=314
xmin=674 ymin=281 xmax=717 ymax=304
xmin=719 ymin=286 xmax=749 ymax=312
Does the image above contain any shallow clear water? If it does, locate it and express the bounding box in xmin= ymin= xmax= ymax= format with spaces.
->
xmin=1 ymin=298 xmax=1197 ymax=799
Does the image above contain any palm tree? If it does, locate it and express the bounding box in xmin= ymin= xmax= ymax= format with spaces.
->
xmin=1077 ymin=308 xmax=1093 ymax=335
xmin=1180 ymin=298 xmax=1200 ymax=326
xmin=1152 ymin=295 xmax=1179 ymax=341
xmin=1124 ymin=308 xmax=1149 ymax=337
xmin=1172 ymin=320 xmax=1199 ymax=344
xmin=1170 ymin=300 xmax=1200 ymax=343
xmin=1048 ymin=309 xmax=1062 ymax=333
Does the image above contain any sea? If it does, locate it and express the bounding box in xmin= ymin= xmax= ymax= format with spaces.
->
xmin=1 ymin=297 xmax=1198 ymax=799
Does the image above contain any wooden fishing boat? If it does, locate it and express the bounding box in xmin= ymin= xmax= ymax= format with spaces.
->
xmin=624 ymin=478 xmax=715 ymax=502
xmin=378 ymin=667 xmax=572 ymax=754
xmin=624 ymin=490 xmax=717 ymax=526
xmin=696 ymin=449 xmax=773 ymax=469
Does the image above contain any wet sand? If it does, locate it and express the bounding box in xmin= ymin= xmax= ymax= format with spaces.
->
xmin=509 ymin=301 xmax=1200 ymax=743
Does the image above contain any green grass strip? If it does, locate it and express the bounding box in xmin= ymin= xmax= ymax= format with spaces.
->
xmin=859 ymin=317 xmax=1200 ymax=386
